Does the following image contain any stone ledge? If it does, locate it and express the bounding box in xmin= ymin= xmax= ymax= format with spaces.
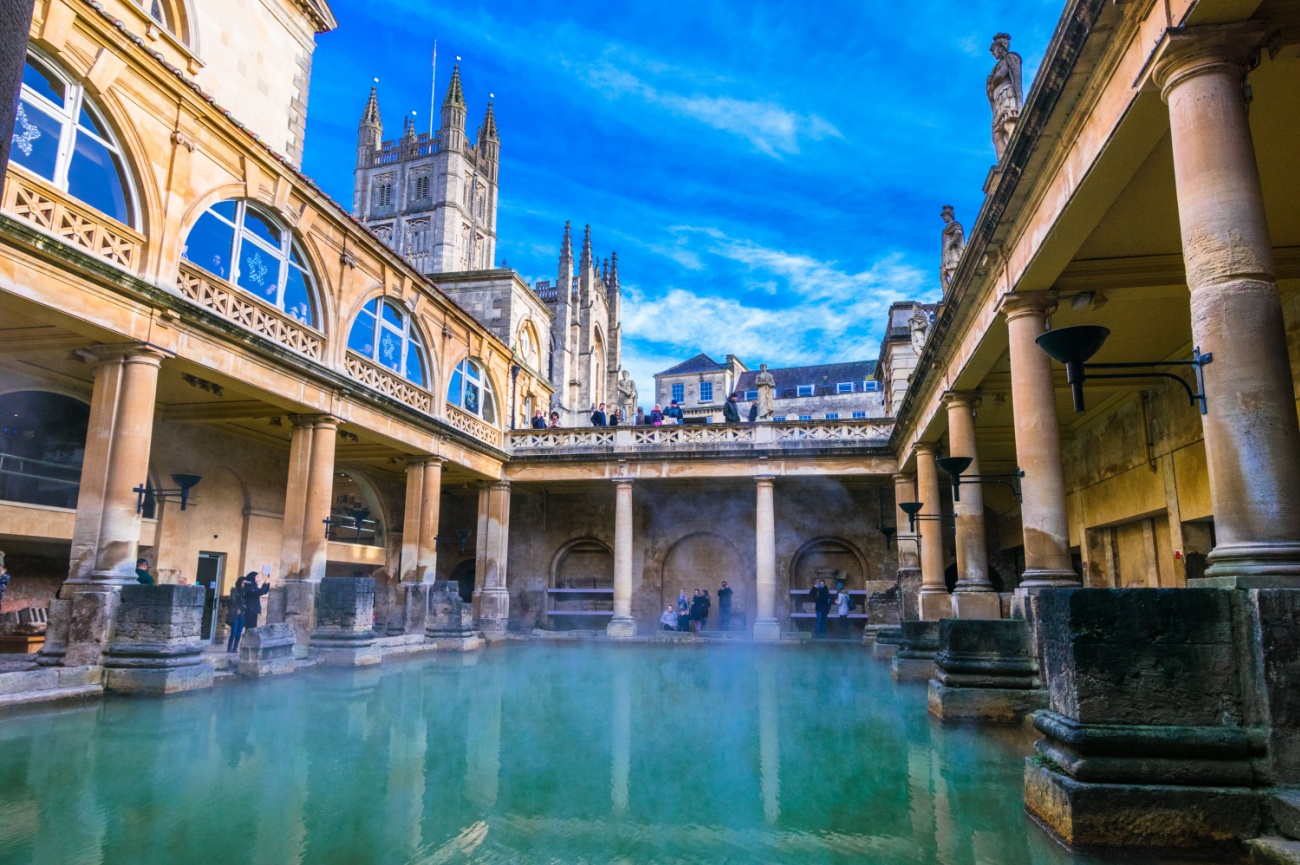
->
xmin=927 ymin=680 xmax=1046 ymax=724
xmin=1248 ymin=837 xmax=1300 ymax=864
xmin=0 ymin=683 xmax=102 ymax=709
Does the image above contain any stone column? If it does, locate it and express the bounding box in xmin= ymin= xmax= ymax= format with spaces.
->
xmin=54 ymin=345 xmax=166 ymax=668
xmin=915 ymin=444 xmax=951 ymax=620
xmin=894 ymin=473 xmax=920 ymax=570
xmin=280 ymin=415 xmax=337 ymax=655
xmin=474 ymin=481 xmax=511 ymax=634
xmin=300 ymin=417 xmax=338 ymax=582
xmin=999 ymin=293 xmax=1079 ymax=588
xmin=277 ymin=416 xmax=315 ymax=583
xmin=944 ymin=392 xmax=1000 ymax=619
xmin=753 ymin=475 xmax=781 ymax=641
xmin=400 ymin=457 xmax=443 ymax=584
xmin=607 ymin=477 xmax=636 ymax=639
xmin=1154 ymin=24 xmax=1300 ymax=585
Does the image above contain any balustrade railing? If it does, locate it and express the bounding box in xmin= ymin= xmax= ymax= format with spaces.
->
xmin=447 ymin=405 xmax=503 ymax=448
xmin=176 ymin=262 xmax=324 ymax=360
xmin=509 ymin=419 xmax=892 ymax=454
xmin=344 ymin=351 xmax=433 ymax=413
xmin=3 ymin=170 xmax=144 ymax=272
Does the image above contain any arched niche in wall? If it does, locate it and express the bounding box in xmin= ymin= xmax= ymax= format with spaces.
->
xmin=661 ymin=532 xmax=746 ymax=620
xmin=549 ymin=538 xmax=614 ymax=590
xmin=789 ymin=536 xmax=870 ymax=592
xmin=328 ymin=470 xmax=386 ymax=546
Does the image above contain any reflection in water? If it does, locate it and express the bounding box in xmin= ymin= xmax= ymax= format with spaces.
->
xmin=0 ymin=645 xmax=1197 ymax=865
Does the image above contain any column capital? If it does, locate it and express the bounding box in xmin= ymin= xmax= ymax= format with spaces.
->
xmin=1151 ymin=22 xmax=1268 ymax=100
xmin=892 ymin=472 xmax=915 ymax=485
xmin=612 ymin=476 xmax=634 ymax=487
xmin=407 ymin=455 xmax=447 ymax=469
xmin=996 ymin=290 xmax=1056 ymax=321
xmin=78 ymin=342 xmax=173 ymax=367
xmin=288 ymin=413 xmax=338 ymax=430
xmin=941 ymin=391 xmax=981 ymax=410
xmin=754 ymin=474 xmax=777 ymax=486
xmin=913 ymin=441 xmax=940 ymax=458
xmin=489 ymin=480 xmax=511 ymax=493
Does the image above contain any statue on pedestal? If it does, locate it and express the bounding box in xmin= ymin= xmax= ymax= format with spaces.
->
xmin=940 ymin=205 xmax=966 ymax=291
xmin=754 ymin=364 xmax=776 ymax=421
xmin=908 ymin=305 xmax=931 ymax=356
xmin=617 ymin=370 xmax=638 ymax=420
xmin=987 ymin=33 xmax=1023 ymax=161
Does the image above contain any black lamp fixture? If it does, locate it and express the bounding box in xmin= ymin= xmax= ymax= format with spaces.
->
xmin=1035 ymin=325 xmax=1212 ymax=414
xmin=434 ymin=528 xmax=475 ymax=553
xmin=134 ymin=473 xmax=202 ymax=513
xmin=876 ymin=487 xmax=897 ymax=549
xmin=349 ymin=507 xmax=370 ymax=542
xmin=936 ymin=456 xmax=1024 ymax=503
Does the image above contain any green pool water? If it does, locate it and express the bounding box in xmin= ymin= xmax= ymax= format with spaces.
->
xmin=0 ymin=644 xmax=1192 ymax=864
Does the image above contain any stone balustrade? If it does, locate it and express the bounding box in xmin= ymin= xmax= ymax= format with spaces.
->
xmin=508 ymin=418 xmax=893 ymax=457
xmin=344 ymin=350 xmax=432 ymax=413
xmin=176 ymin=261 xmax=323 ymax=360
xmin=3 ymin=170 xmax=144 ymax=272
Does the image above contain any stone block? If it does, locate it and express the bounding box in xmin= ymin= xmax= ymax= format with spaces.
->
xmin=893 ymin=621 xmax=940 ymax=681
xmin=1240 ymin=589 xmax=1300 ymax=780
xmin=867 ymin=585 xmax=901 ymax=626
xmin=238 ymin=623 xmax=296 ymax=677
xmin=400 ymin=583 xmax=431 ymax=637
xmin=103 ymin=585 xmax=213 ymax=696
xmin=606 ymin=617 xmax=637 ymax=639
xmin=1038 ymin=588 xmax=1240 ymax=727
xmin=951 ymin=591 xmax=1002 ymax=620
xmin=0 ymin=669 xmax=58 ymax=695
xmin=476 ymin=587 xmax=510 ymax=634
xmin=928 ymin=682 xmax=1046 ymax=723
xmin=57 ymin=666 xmax=104 ymax=688
xmin=919 ymin=592 xmax=951 ymax=621
xmin=871 ymin=626 xmax=903 ymax=660
xmin=1272 ymin=792 xmax=1300 ymax=841
xmin=35 ymin=598 xmax=69 ymax=667
xmin=1248 ymin=837 xmax=1300 ymax=865
xmin=427 ymin=581 xmax=483 ymax=650
xmin=282 ymin=581 xmax=317 ymax=659
xmin=897 ymin=568 xmax=921 ymax=621
xmin=1024 ymin=761 xmax=1261 ymax=854
xmin=64 ymin=589 xmax=120 ymax=668
xmin=928 ymin=618 xmax=1044 ymax=724
xmin=310 ymin=577 xmax=380 ymax=666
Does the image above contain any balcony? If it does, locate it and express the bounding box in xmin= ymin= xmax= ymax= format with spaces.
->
xmin=508 ymin=418 xmax=893 ymax=458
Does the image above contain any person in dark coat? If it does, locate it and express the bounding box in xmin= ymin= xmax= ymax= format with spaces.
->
xmin=722 ymin=394 xmax=742 ymax=423
xmin=635 ymin=408 xmax=647 ymax=425
xmin=689 ymin=590 xmax=706 ymax=633
xmin=665 ymin=401 xmax=685 ymax=423
xmin=0 ymin=558 xmax=10 ymax=610
xmin=748 ymin=402 xmax=759 ymax=423
xmin=809 ymin=579 xmax=832 ymax=637
xmin=717 ymin=581 xmax=733 ymax=630
xmin=530 ymin=410 xmax=547 ymax=429
xmin=701 ymin=590 xmax=711 ymax=630
xmin=241 ymin=572 xmax=271 ymax=629
xmin=591 ymin=403 xmax=608 ymax=426
xmin=649 ymin=405 xmax=665 ymax=425
xmin=225 ymin=576 xmax=248 ymax=653
xmin=135 ymin=557 xmax=155 ymax=584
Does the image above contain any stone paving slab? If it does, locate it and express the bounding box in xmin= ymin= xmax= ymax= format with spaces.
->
xmin=1248 ymin=837 xmax=1300 ymax=864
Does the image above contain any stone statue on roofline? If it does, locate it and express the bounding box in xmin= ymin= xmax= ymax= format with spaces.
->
xmin=987 ymin=32 xmax=1023 ymax=161
xmin=617 ymin=370 xmax=638 ymax=420
xmin=754 ymin=364 xmax=776 ymax=421
xmin=908 ymin=305 xmax=931 ymax=355
xmin=940 ymin=205 xmax=966 ymax=291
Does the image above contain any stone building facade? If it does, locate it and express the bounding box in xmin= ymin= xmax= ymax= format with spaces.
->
xmin=651 ymin=353 xmax=748 ymax=420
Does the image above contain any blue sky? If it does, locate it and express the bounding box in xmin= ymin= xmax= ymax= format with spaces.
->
xmin=301 ymin=0 xmax=1063 ymax=392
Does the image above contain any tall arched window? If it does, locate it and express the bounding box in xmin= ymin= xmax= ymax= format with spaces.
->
xmin=348 ymin=298 xmax=426 ymax=386
xmin=182 ymin=199 xmax=316 ymax=325
xmin=139 ymin=0 xmax=188 ymax=43
xmin=517 ymin=322 xmax=538 ymax=369
xmin=447 ymin=358 xmax=496 ymax=424
xmin=11 ymin=53 xmax=135 ymax=226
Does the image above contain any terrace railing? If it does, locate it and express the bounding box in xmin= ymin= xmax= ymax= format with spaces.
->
xmin=508 ymin=418 xmax=892 ymax=456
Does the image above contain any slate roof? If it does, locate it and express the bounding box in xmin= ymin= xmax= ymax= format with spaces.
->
xmin=656 ymin=353 xmax=725 ymax=376
xmin=733 ymin=360 xmax=878 ymax=400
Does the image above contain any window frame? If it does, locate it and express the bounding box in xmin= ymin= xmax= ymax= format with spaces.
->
xmin=744 ymin=389 xmax=758 ymax=401
xmin=12 ymin=52 xmax=138 ymax=228
xmin=796 ymin=385 xmax=815 ymax=398
xmin=447 ymin=357 xmax=498 ymax=424
xmin=825 ymin=412 xmax=840 ymax=420
xmin=836 ymin=382 xmax=854 ymax=394
xmin=182 ymin=198 xmax=317 ymax=325
xmin=798 ymin=414 xmax=813 ymax=421
xmin=348 ymin=298 xmax=427 ymax=387
xmin=699 ymin=381 xmax=714 ymax=403
xmin=851 ymin=411 xmax=868 ymax=419
xmin=671 ymin=383 xmax=685 ymax=404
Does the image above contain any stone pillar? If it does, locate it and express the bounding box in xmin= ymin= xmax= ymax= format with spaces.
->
xmin=102 ymin=584 xmax=214 ymax=695
xmin=944 ymin=392 xmax=1000 ymax=619
xmin=279 ymin=415 xmax=337 ymax=656
xmin=999 ymin=293 xmax=1079 ymax=588
xmin=1154 ymin=24 xmax=1300 ymax=585
xmin=607 ymin=477 xmax=636 ymax=639
xmin=753 ymin=475 xmax=780 ymax=641
xmin=474 ymin=481 xmax=511 ymax=634
xmin=309 ymin=576 xmax=380 ymax=666
xmin=915 ymin=444 xmax=951 ymax=620
xmin=53 ymin=345 xmax=166 ymax=668
xmin=400 ymin=457 xmax=444 ymax=583
xmin=426 ymin=580 xmax=483 ymax=650
xmin=893 ymin=473 xmax=922 ymax=623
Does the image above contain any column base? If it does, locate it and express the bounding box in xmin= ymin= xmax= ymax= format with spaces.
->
xmin=282 ymin=580 xmax=319 ymax=659
xmin=892 ymin=653 xmax=936 ymax=682
xmin=1018 ymin=568 xmax=1081 ymax=589
xmin=951 ymin=591 xmax=1002 ymax=620
xmin=476 ymin=587 xmax=510 ymax=635
xmin=35 ymin=598 xmax=71 ymax=667
xmin=928 ymin=681 xmax=1046 ymax=724
xmin=919 ymin=592 xmax=952 ymax=621
xmin=752 ymin=618 xmax=781 ymax=642
xmin=871 ymin=627 xmax=903 ymax=661
xmin=1203 ymin=542 xmax=1300 ymax=586
xmin=64 ymin=589 xmax=122 ymax=668
xmin=105 ymin=663 xmax=214 ymax=695
xmin=238 ymin=623 xmax=296 ymax=677
xmin=606 ymin=617 xmax=637 ymax=639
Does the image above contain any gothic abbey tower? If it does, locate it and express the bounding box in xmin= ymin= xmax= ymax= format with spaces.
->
xmin=352 ymin=66 xmax=498 ymax=274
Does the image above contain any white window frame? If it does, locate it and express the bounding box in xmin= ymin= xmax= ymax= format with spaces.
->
xmin=671 ymin=383 xmax=685 ymax=404
xmin=13 ymin=52 xmax=138 ymax=228
xmin=350 ymin=298 xmax=426 ymax=386
xmin=699 ymin=381 xmax=713 ymax=402
xmin=448 ymin=358 xmax=498 ymax=424
xmin=744 ymin=390 xmax=758 ymax=401
xmin=836 ymin=382 xmax=854 ymax=394
xmin=864 ymin=380 xmax=882 ymax=392
xmin=796 ymin=385 xmax=814 ymax=398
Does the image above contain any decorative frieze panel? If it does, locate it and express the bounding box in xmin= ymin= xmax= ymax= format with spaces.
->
xmin=345 ymin=351 xmax=432 ymax=413
xmin=447 ymin=405 xmax=502 ymax=448
xmin=3 ymin=172 xmax=143 ymax=270
xmin=176 ymin=262 xmax=323 ymax=360
xmin=631 ymin=426 xmax=755 ymax=446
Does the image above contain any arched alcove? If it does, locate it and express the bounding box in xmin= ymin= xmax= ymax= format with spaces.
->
xmin=789 ymin=537 xmax=870 ymax=592
xmin=550 ymin=538 xmax=614 ymax=589
xmin=661 ymin=532 xmax=746 ymax=625
xmin=0 ymin=391 xmax=90 ymax=509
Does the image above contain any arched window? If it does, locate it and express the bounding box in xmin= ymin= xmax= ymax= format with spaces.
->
xmin=347 ymin=298 xmax=426 ymax=386
xmin=182 ymin=199 xmax=316 ymax=325
xmin=11 ymin=53 xmax=135 ymax=226
xmin=140 ymin=0 xmax=188 ymax=42
xmin=447 ymin=358 xmax=496 ymax=424
xmin=517 ymin=322 xmax=538 ymax=369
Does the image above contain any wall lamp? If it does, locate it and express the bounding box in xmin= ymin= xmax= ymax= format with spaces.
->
xmin=1035 ymin=325 xmax=1212 ymax=415
xmin=898 ymin=501 xmax=955 ymax=534
xmin=936 ymin=456 xmax=1024 ymax=503
xmin=434 ymin=528 xmax=475 ymax=553
xmin=134 ymin=474 xmax=202 ymax=513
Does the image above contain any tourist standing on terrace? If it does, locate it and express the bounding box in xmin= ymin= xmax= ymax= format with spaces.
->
xmin=649 ymin=405 xmax=664 ymax=425
xmin=548 ymin=411 xmax=561 ymax=428
xmin=810 ymin=580 xmax=831 ymax=637
xmin=660 ymin=606 xmax=677 ymax=631
xmin=0 ymin=557 xmax=9 ymax=610
xmin=225 ymin=575 xmax=247 ymax=653
xmin=748 ymin=402 xmax=758 ymax=423
xmin=530 ymin=410 xmax=546 ymax=429
xmin=610 ymin=409 xmax=622 ymax=426
xmin=135 ymin=558 xmax=155 ymax=585
xmin=717 ymin=581 xmax=733 ymax=630
xmin=723 ymin=394 xmax=742 ymax=423
xmin=665 ymin=401 xmax=684 ymax=423
xmin=635 ymin=407 xmax=647 ymax=425
xmin=241 ymin=572 xmax=271 ymax=630
xmin=591 ymin=403 xmax=607 ymax=426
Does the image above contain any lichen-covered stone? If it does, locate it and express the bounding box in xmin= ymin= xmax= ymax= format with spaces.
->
xmin=239 ymin=622 xmax=296 ymax=677
xmin=103 ymin=585 xmax=213 ymax=695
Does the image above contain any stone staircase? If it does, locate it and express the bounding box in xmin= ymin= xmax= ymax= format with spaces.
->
xmin=1248 ymin=793 xmax=1300 ymax=864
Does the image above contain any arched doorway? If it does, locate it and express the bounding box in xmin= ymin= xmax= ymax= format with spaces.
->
xmin=662 ymin=532 xmax=746 ymax=630
xmin=0 ymin=391 xmax=89 ymax=509
xmin=327 ymin=470 xmax=385 ymax=545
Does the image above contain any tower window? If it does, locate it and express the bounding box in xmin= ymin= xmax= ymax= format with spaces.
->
xmin=376 ymin=182 xmax=392 ymax=208
xmin=414 ymin=175 xmax=430 ymax=200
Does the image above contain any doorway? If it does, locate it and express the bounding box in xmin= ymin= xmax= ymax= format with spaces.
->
xmin=196 ymin=552 xmax=225 ymax=642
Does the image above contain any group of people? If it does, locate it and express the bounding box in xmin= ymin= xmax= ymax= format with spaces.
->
xmin=531 ymin=391 xmax=769 ymax=429
xmin=224 ymin=572 xmax=272 ymax=653
xmin=660 ymin=582 xmax=734 ymax=632
xmin=808 ymin=579 xmax=856 ymax=637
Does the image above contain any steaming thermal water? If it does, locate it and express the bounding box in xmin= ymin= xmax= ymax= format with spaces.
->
xmin=0 ymin=644 xmax=1200 ymax=864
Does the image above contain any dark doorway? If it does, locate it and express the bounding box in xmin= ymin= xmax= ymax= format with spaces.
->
xmin=451 ymin=559 xmax=475 ymax=604
xmin=196 ymin=553 xmax=224 ymax=641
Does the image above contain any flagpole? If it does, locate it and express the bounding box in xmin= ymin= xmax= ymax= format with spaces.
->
xmin=429 ymin=40 xmax=437 ymax=136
